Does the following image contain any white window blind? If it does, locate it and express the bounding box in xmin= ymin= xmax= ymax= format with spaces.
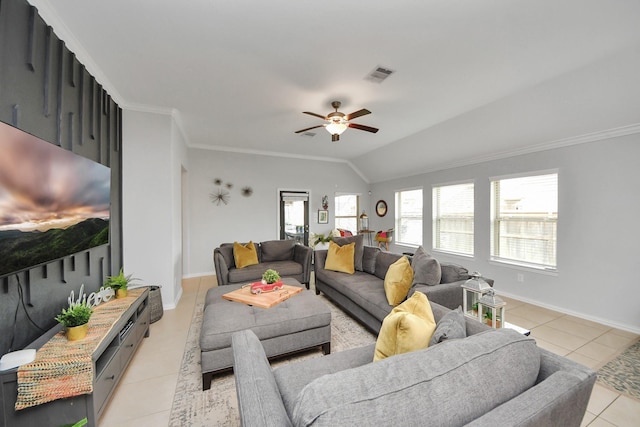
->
xmin=491 ymin=173 xmax=558 ymax=269
xmin=433 ymin=183 xmax=474 ymax=255
xmin=334 ymin=194 xmax=358 ymax=233
xmin=395 ymin=189 xmax=423 ymax=246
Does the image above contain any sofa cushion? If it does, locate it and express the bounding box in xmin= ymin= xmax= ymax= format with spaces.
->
xmin=228 ymin=260 xmax=303 ymax=284
xmin=440 ymin=262 xmax=470 ymax=283
xmin=430 ymin=306 xmax=466 ymax=346
xmin=332 ymin=233 xmax=364 ymax=272
xmin=233 ymin=241 xmax=259 ymax=269
xmin=374 ymin=291 xmax=435 ymax=361
xmin=325 ymin=241 xmax=355 ymax=274
xmin=292 ymin=328 xmax=540 ymax=426
xmin=374 ymin=251 xmax=404 ymax=280
xmin=383 ymin=256 xmax=414 ymax=306
xmin=411 ymin=246 xmax=441 ymax=286
xmin=261 ymin=239 xmax=295 ymax=262
xmin=362 ymin=246 xmax=379 ymax=274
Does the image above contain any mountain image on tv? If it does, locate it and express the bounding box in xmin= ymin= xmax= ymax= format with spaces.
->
xmin=0 ymin=218 xmax=109 ymax=276
xmin=0 ymin=121 xmax=111 ymax=277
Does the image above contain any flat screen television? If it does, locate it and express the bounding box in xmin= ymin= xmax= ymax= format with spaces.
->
xmin=0 ymin=121 xmax=110 ymax=277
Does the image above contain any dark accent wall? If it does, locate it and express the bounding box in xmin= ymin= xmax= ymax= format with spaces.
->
xmin=0 ymin=0 xmax=123 ymax=355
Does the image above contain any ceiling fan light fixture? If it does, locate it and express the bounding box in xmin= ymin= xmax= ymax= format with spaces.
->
xmin=325 ymin=122 xmax=347 ymax=136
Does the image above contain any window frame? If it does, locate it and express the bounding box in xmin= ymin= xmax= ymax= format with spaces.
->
xmin=334 ymin=193 xmax=360 ymax=234
xmin=490 ymin=170 xmax=558 ymax=271
xmin=432 ymin=181 xmax=475 ymax=257
xmin=394 ymin=187 xmax=423 ymax=247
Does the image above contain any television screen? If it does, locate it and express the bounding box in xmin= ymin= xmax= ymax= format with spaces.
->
xmin=0 ymin=121 xmax=110 ymax=277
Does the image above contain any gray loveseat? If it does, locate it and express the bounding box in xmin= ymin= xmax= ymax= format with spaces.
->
xmin=315 ymin=243 xmax=492 ymax=332
xmin=214 ymin=240 xmax=312 ymax=287
xmin=232 ymin=301 xmax=596 ymax=427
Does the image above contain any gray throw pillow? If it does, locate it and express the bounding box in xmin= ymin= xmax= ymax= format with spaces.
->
xmin=429 ymin=306 xmax=466 ymax=346
xmin=261 ymin=240 xmax=295 ymax=262
xmin=440 ymin=263 xmax=470 ymax=283
xmin=332 ymin=234 xmax=364 ymax=271
xmin=411 ymin=246 xmax=442 ymax=286
xmin=362 ymin=246 xmax=380 ymax=274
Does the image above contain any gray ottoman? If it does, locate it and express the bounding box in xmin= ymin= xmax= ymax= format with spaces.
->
xmin=200 ymin=278 xmax=331 ymax=390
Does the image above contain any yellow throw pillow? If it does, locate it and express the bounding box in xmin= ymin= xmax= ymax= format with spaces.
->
xmin=374 ymin=291 xmax=436 ymax=361
xmin=324 ymin=241 xmax=355 ymax=274
xmin=233 ymin=241 xmax=259 ymax=269
xmin=383 ymin=256 xmax=414 ymax=306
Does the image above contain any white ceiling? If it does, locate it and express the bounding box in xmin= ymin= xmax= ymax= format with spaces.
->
xmin=30 ymin=0 xmax=640 ymax=183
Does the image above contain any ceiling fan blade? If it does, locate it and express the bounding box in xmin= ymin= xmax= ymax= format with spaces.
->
xmin=294 ymin=125 xmax=325 ymax=134
xmin=303 ymin=111 xmax=328 ymax=120
xmin=345 ymin=109 xmax=371 ymax=121
xmin=348 ymin=123 xmax=379 ymax=133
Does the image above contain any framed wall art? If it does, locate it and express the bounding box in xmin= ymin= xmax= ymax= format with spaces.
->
xmin=318 ymin=210 xmax=328 ymax=224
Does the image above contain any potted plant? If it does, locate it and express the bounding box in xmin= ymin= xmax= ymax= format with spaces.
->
xmin=105 ymin=268 xmax=139 ymax=298
xmin=484 ymin=311 xmax=501 ymax=328
xmin=262 ymin=269 xmax=281 ymax=285
xmin=55 ymin=301 xmax=93 ymax=341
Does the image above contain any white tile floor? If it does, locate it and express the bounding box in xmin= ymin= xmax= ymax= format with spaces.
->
xmin=98 ymin=276 xmax=640 ymax=426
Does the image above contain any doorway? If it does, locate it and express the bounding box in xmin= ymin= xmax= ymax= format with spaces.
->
xmin=279 ymin=191 xmax=309 ymax=246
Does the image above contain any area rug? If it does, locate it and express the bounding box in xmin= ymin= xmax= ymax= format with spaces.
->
xmin=597 ymin=339 xmax=640 ymax=401
xmin=168 ymin=294 xmax=376 ymax=426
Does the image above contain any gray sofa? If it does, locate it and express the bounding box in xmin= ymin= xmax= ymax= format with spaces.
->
xmin=314 ymin=245 xmax=492 ymax=332
xmin=232 ymin=301 xmax=596 ymax=427
xmin=214 ymin=240 xmax=312 ymax=287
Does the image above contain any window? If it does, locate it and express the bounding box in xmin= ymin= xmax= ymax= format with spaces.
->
xmin=433 ymin=182 xmax=474 ymax=255
xmin=334 ymin=194 xmax=359 ymax=233
xmin=491 ymin=172 xmax=558 ymax=269
xmin=395 ymin=188 xmax=422 ymax=246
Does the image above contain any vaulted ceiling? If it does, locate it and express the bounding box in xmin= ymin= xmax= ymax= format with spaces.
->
xmin=30 ymin=0 xmax=640 ymax=182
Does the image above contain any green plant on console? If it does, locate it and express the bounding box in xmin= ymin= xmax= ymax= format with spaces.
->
xmin=55 ymin=302 xmax=93 ymax=328
xmin=262 ymin=269 xmax=281 ymax=284
xmin=104 ymin=268 xmax=139 ymax=291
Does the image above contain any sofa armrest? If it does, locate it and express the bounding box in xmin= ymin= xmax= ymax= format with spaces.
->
xmin=410 ymin=282 xmax=464 ymax=310
xmin=314 ymin=249 xmax=328 ymax=271
xmin=213 ymin=249 xmax=230 ymax=286
xmin=232 ymin=330 xmax=293 ymax=427
xmin=293 ymin=244 xmax=312 ymax=286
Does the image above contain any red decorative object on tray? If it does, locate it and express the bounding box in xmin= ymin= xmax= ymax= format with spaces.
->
xmin=250 ymin=281 xmax=283 ymax=294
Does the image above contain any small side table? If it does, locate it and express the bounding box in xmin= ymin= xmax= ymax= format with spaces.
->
xmin=358 ymin=230 xmax=375 ymax=246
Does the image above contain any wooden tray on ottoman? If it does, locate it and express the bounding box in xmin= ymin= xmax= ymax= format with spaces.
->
xmin=222 ymin=284 xmax=303 ymax=308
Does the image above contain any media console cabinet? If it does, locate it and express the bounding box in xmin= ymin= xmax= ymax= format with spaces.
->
xmin=0 ymin=289 xmax=150 ymax=427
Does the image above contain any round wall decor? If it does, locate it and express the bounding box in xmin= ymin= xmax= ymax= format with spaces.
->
xmin=375 ymin=200 xmax=388 ymax=217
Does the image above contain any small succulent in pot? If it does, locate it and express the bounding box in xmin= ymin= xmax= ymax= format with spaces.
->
xmin=262 ymin=269 xmax=281 ymax=284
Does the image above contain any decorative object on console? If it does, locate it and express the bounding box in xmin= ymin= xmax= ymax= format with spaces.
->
xmin=461 ymin=272 xmax=492 ymax=322
xmin=375 ymin=199 xmax=387 ymax=217
xmin=318 ymin=209 xmax=328 ymax=224
xmin=54 ymin=286 xmax=94 ymax=341
xmin=359 ymin=210 xmax=369 ymax=231
xmin=104 ymin=268 xmax=139 ymax=299
xmin=294 ymin=101 xmax=379 ymax=142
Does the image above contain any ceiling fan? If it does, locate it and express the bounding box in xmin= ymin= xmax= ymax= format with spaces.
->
xmin=295 ymin=101 xmax=379 ymax=142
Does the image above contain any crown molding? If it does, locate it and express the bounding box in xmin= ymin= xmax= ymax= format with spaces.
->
xmin=373 ymin=122 xmax=640 ymax=183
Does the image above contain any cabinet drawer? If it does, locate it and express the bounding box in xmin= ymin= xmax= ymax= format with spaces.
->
xmin=119 ymin=329 xmax=138 ymax=369
xmin=94 ymin=353 xmax=120 ymax=415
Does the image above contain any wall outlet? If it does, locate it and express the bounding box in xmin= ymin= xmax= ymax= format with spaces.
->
xmin=517 ymin=273 xmax=525 ymax=283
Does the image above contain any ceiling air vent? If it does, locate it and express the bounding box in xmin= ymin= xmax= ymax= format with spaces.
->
xmin=365 ymin=66 xmax=395 ymax=83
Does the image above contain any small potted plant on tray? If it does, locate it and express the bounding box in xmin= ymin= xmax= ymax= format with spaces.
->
xmin=104 ymin=268 xmax=139 ymax=298
xmin=250 ymin=269 xmax=282 ymax=294
xmin=55 ymin=301 xmax=93 ymax=341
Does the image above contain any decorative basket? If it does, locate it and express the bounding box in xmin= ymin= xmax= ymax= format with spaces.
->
xmin=148 ymin=285 xmax=163 ymax=323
